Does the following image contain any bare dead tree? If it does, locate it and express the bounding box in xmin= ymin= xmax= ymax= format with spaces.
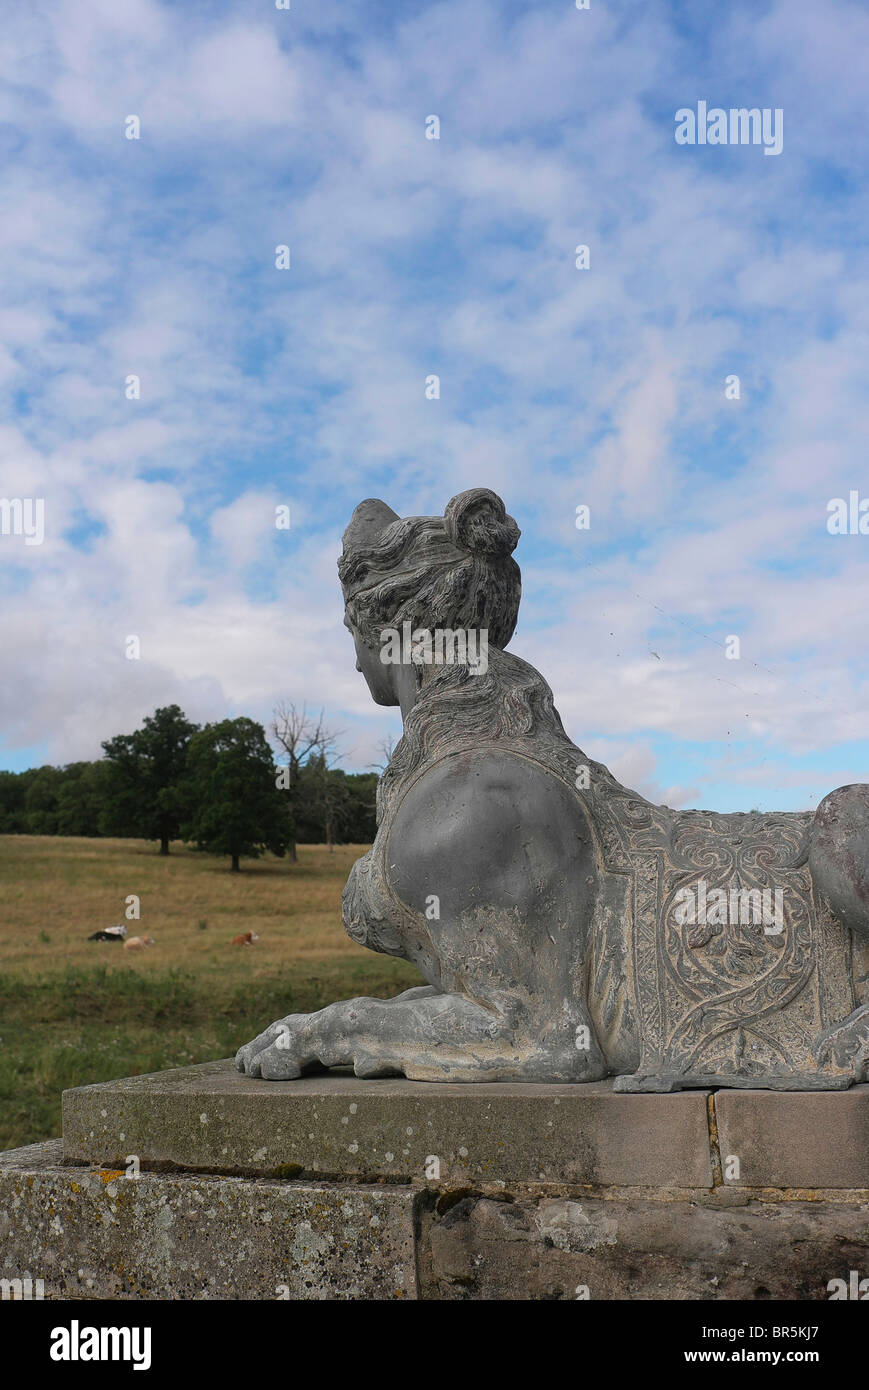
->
xmin=271 ymin=702 xmax=342 ymax=861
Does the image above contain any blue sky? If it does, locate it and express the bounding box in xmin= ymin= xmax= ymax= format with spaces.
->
xmin=0 ymin=0 xmax=867 ymax=811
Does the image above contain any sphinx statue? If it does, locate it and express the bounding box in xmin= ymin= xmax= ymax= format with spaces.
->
xmin=236 ymin=488 xmax=869 ymax=1089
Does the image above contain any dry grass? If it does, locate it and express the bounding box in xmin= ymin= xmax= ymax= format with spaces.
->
xmin=0 ymin=836 xmax=387 ymax=976
xmin=0 ymin=836 xmax=423 ymax=1149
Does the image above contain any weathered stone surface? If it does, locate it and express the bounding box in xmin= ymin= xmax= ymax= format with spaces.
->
xmin=5 ymin=1117 xmax=869 ymax=1300
xmin=420 ymin=1192 xmax=869 ymax=1301
xmin=0 ymin=1141 xmax=416 ymax=1301
xmin=714 ymin=1086 xmax=869 ymax=1188
xmin=28 ymin=1066 xmax=869 ymax=1299
xmin=63 ymin=1060 xmax=714 ymax=1187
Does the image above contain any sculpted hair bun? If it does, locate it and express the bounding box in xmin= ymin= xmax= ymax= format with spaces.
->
xmin=443 ymin=488 xmax=520 ymax=559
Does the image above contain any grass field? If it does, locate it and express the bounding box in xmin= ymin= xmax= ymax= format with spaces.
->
xmin=0 ymin=835 xmax=423 ymax=1150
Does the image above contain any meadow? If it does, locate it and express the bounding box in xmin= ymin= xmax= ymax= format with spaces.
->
xmin=0 ymin=836 xmax=422 ymax=1150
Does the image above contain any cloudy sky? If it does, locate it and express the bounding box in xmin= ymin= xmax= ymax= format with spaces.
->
xmin=1 ymin=0 xmax=867 ymax=811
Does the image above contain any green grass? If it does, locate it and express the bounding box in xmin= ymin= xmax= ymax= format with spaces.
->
xmin=0 ymin=837 xmax=422 ymax=1149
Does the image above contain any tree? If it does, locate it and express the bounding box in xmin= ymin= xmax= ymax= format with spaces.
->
xmin=183 ymin=717 xmax=290 ymax=872
xmin=271 ymin=702 xmax=341 ymax=862
xmin=0 ymin=770 xmax=28 ymax=833
xmin=23 ymin=766 xmax=63 ymax=834
xmin=312 ymin=729 xmax=344 ymax=852
xmin=102 ymin=705 xmax=199 ymax=855
xmin=299 ymin=749 xmax=346 ymax=852
xmin=55 ymin=761 xmax=113 ymax=836
xmin=341 ymin=771 xmax=378 ymax=845
xmin=293 ymin=767 xmax=378 ymax=846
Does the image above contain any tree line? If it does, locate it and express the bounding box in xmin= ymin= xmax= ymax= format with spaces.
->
xmin=0 ymin=704 xmax=380 ymax=871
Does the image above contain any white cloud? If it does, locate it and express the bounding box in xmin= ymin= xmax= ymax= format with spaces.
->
xmin=0 ymin=0 xmax=866 ymax=813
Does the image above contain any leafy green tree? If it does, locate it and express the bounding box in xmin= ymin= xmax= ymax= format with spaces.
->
xmin=0 ymin=770 xmax=28 ymax=833
xmin=23 ymin=765 xmax=63 ymax=834
xmin=56 ymin=761 xmax=114 ymax=837
xmin=343 ymin=771 xmax=378 ymax=844
xmin=293 ymin=756 xmax=328 ymax=844
xmin=102 ymin=705 xmax=199 ymax=854
xmin=294 ymin=766 xmax=378 ymax=845
xmin=182 ymin=717 xmax=290 ymax=871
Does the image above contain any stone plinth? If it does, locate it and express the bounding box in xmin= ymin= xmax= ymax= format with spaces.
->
xmin=61 ymin=1060 xmax=714 ymax=1187
xmin=1 ymin=1063 xmax=868 ymax=1300
xmin=715 ymin=1088 xmax=869 ymax=1188
xmin=0 ymin=1140 xmax=415 ymax=1301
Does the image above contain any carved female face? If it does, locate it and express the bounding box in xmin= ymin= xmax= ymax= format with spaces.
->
xmin=344 ymin=607 xmax=396 ymax=706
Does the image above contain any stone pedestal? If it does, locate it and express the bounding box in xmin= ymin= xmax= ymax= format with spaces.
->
xmin=2 ymin=1061 xmax=868 ymax=1300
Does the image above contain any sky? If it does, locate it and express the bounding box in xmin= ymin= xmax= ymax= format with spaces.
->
xmin=0 ymin=0 xmax=867 ymax=812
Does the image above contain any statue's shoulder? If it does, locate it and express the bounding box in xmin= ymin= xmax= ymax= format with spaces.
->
xmin=386 ymin=745 xmax=593 ymax=893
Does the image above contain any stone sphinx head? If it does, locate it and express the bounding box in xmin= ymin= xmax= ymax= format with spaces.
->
xmin=338 ymin=487 xmax=522 ymax=707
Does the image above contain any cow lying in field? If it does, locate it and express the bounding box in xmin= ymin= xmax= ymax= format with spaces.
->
xmin=88 ymin=924 xmax=127 ymax=942
xmin=124 ymin=935 xmax=155 ymax=952
xmin=232 ymin=931 xmax=259 ymax=947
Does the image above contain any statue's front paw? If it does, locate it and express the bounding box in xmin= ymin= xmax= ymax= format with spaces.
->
xmin=235 ymin=1016 xmax=308 ymax=1079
